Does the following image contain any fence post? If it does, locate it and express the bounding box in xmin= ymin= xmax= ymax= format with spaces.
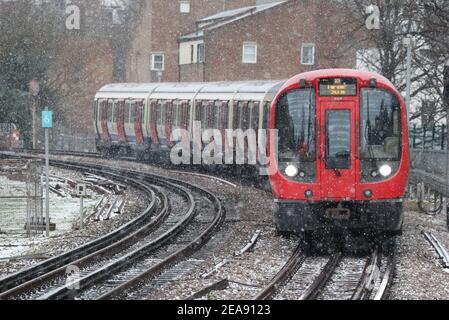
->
xmin=442 ymin=125 xmax=446 ymax=151
xmin=413 ymin=124 xmax=417 ymax=149
xmin=431 ymin=126 xmax=436 ymax=150
xmin=423 ymin=126 xmax=426 ymax=150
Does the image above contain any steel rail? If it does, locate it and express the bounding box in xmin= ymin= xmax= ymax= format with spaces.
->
xmin=36 ymin=182 xmax=198 ymax=300
xmin=254 ymin=244 xmax=307 ymax=300
xmin=373 ymin=241 xmax=397 ymax=301
xmin=0 ymin=157 xmax=206 ymax=300
xmin=96 ymin=181 xmax=225 ymax=300
xmin=0 ymin=161 xmax=158 ymax=295
xmin=351 ymin=248 xmax=380 ymax=300
xmin=423 ymin=231 xmax=449 ymax=268
xmin=10 ymin=149 xmax=239 ymax=189
xmin=185 ymin=279 xmax=230 ymax=300
xmin=0 ymin=157 xmax=224 ymax=300
xmin=298 ymin=252 xmax=342 ymax=300
xmin=0 ymin=184 xmax=169 ymax=300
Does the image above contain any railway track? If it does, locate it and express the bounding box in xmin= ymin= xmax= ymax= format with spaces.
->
xmin=255 ymin=239 xmax=396 ymax=301
xmin=0 ymin=156 xmax=225 ymax=300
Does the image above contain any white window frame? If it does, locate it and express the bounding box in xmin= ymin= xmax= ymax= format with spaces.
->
xmin=197 ymin=43 xmax=205 ymax=63
xmin=180 ymin=1 xmax=190 ymax=13
xmin=301 ymin=43 xmax=315 ymax=65
xmin=151 ymin=53 xmax=165 ymax=71
xmin=242 ymin=42 xmax=257 ymax=64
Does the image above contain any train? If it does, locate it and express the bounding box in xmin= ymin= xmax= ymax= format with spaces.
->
xmin=94 ymin=69 xmax=410 ymax=237
xmin=0 ymin=123 xmax=20 ymax=150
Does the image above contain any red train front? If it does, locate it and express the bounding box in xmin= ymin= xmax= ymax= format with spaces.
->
xmin=269 ymin=69 xmax=410 ymax=236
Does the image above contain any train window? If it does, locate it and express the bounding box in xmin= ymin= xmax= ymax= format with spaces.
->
xmin=360 ymin=89 xmax=402 ymax=161
xmin=208 ymin=101 xmax=214 ymax=129
xmin=203 ymin=102 xmax=209 ymax=128
xmin=124 ymin=101 xmax=131 ymax=124
xmin=221 ymin=102 xmax=229 ymax=129
xmin=149 ymin=100 xmax=157 ymax=124
xmin=263 ymin=102 xmax=270 ymax=129
xmin=251 ymin=102 xmax=260 ymax=131
xmin=173 ymin=101 xmax=181 ymax=126
xmin=107 ymin=101 xmax=114 ymax=122
xmin=113 ymin=101 xmax=119 ymax=123
xmin=184 ymin=102 xmax=191 ymax=127
xmin=157 ymin=101 xmax=165 ymax=125
xmin=164 ymin=101 xmax=170 ymax=125
xmin=326 ymin=110 xmax=351 ymax=170
xmin=247 ymin=101 xmax=254 ymax=129
xmin=275 ymin=89 xmax=316 ymax=163
xmin=130 ymin=101 xmax=137 ymax=123
xmin=141 ymin=101 xmax=146 ymax=124
xmin=240 ymin=102 xmax=250 ymax=131
xmin=195 ymin=101 xmax=202 ymax=122
xmin=233 ymin=102 xmax=239 ymax=129
xmin=214 ymin=101 xmax=222 ymax=129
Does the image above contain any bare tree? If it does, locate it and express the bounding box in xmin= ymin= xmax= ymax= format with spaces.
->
xmin=340 ymin=0 xmax=444 ymax=122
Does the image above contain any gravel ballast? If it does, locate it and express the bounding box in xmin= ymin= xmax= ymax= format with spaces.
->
xmin=2 ymin=154 xmax=449 ymax=300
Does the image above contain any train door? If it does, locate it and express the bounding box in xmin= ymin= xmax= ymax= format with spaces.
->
xmin=149 ymin=100 xmax=159 ymax=145
xmin=124 ymin=100 xmax=135 ymax=144
xmin=320 ymin=101 xmax=357 ymax=200
xmin=107 ymin=100 xmax=116 ymax=141
xmin=134 ymin=100 xmax=144 ymax=145
xmin=156 ymin=101 xmax=166 ymax=144
xmin=117 ymin=100 xmax=126 ymax=143
xmin=101 ymin=100 xmax=110 ymax=142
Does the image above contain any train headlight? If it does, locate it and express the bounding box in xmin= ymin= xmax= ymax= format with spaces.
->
xmin=379 ymin=164 xmax=393 ymax=177
xmin=285 ymin=165 xmax=299 ymax=177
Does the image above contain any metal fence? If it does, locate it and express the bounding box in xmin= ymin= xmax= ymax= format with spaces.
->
xmin=53 ymin=133 xmax=96 ymax=153
xmin=410 ymin=124 xmax=447 ymax=150
xmin=0 ymin=160 xmax=43 ymax=238
xmin=411 ymin=149 xmax=448 ymax=177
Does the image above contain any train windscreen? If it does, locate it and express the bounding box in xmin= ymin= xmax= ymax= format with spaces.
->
xmin=360 ymin=88 xmax=402 ymax=181
xmin=275 ymin=89 xmax=316 ymax=182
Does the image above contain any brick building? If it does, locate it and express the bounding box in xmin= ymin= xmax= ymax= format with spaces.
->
xmin=125 ymin=0 xmax=360 ymax=83
xmin=125 ymin=0 xmax=268 ymax=82
xmin=179 ymin=0 xmax=359 ymax=81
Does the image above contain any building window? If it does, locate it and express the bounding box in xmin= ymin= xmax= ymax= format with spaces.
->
xmin=151 ymin=53 xmax=165 ymax=71
xmin=191 ymin=45 xmax=195 ymax=64
xmin=242 ymin=42 xmax=257 ymax=64
xmin=301 ymin=43 xmax=315 ymax=65
xmin=180 ymin=1 xmax=190 ymax=13
xmin=198 ymin=43 xmax=205 ymax=63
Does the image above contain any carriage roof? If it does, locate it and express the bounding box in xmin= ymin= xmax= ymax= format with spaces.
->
xmin=95 ymin=80 xmax=286 ymax=100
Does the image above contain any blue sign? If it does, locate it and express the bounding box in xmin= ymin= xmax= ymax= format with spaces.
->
xmin=42 ymin=111 xmax=53 ymax=129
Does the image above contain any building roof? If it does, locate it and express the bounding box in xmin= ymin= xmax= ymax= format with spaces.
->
xmin=179 ymin=1 xmax=287 ymax=42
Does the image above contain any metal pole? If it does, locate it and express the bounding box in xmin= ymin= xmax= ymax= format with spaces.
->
xmin=405 ymin=37 xmax=412 ymax=129
xmin=32 ymin=98 xmax=36 ymax=150
xmin=45 ymin=124 xmax=50 ymax=237
xmin=80 ymin=195 xmax=84 ymax=229
xmin=444 ymin=59 xmax=449 ymax=227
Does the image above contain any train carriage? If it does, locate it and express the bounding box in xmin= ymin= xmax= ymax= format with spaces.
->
xmin=94 ymin=69 xmax=410 ymax=237
xmin=270 ymin=69 xmax=410 ymax=236
xmin=94 ymin=80 xmax=284 ymax=162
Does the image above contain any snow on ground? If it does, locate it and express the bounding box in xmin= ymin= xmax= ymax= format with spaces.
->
xmin=0 ymin=173 xmax=100 ymax=260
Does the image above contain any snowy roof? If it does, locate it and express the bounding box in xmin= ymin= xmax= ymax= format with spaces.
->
xmin=180 ymin=1 xmax=286 ymax=41
xmin=98 ymin=80 xmax=285 ymax=94
xmin=198 ymin=6 xmax=258 ymax=23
